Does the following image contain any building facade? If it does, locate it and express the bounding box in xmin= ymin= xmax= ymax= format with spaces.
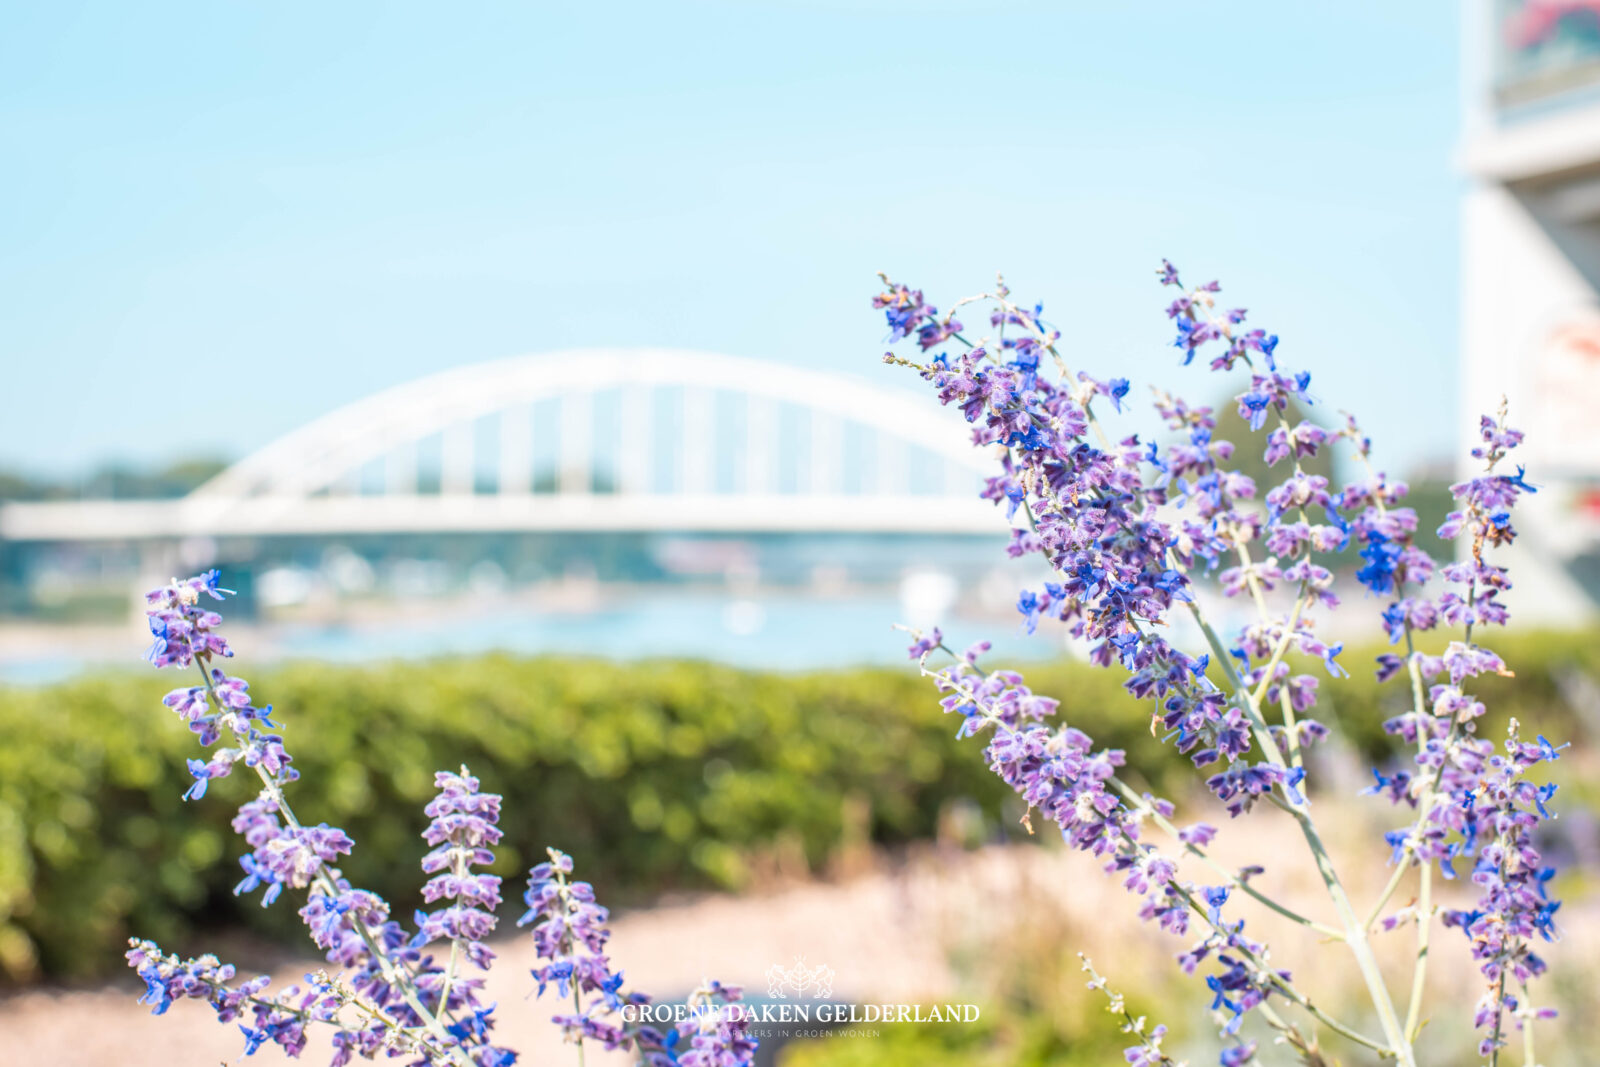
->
xmin=1462 ymin=0 xmax=1600 ymax=621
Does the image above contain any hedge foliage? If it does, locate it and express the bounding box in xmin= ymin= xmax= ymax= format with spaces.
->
xmin=1 ymin=630 xmax=1593 ymax=983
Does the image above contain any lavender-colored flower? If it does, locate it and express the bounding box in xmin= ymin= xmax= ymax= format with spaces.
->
xmin=518 ymin=846 xmax=757 ymax=1064
xmin=906 ymin=626 xmax=943 ymax=659
xmin=144 ymin=570 xmax=234 ymax=668
xmin=414 ymin=767 xmax=503 ymax=970
xmin=873 ymin=265 xmax=1568 ymax=1067
xmin=126 ymin=938 xmax=432 ymax=1064
xmin=127 ymin=574 xmax=751 ymax=1067
xmin=669 ymin=981 xmax=759 ymax=1067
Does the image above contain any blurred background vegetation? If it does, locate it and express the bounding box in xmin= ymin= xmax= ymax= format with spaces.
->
xmin=3 ymin=630 xmax=1595 ymax=988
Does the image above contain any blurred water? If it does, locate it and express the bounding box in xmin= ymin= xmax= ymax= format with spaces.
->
xmin=269 ymin=593 xmax=1042 ymax=669
xmin=0 ymin=591 xmax=1063 ymax=685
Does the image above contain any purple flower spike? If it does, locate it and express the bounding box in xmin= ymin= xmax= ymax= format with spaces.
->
xmin=414 ymin=766 xmax=504 ymax=976
xmin=872 ymin=268 xmax=1568 ymax=1066
xmin=127 ymin=576 xmax=750 ymax=1067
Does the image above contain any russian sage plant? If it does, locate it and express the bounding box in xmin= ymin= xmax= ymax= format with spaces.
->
xmin=128 ymin=573 xmax=757 ymax=1067
xmin=876 ymin=264 xmax=1564 ymax=1066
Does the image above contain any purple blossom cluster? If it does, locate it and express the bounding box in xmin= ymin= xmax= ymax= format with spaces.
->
xmin=519 ymin=849 xmax=756 ymax=1066
xmin=923 ymin=641 xmax=1283 ymax=1060
xmin=1442 ymin=720 xmax=1563 ymax=1056
xmin=144 ymin=569 xmax=234 ymax=667
xmin=877 ymin=264 xmax=1568 ymax=1066
xmin=659 ymin=981 xmax=760 ymax=1067
xmin=890 ymin=263 xmax=1336 ymax=825
xmin=125 ymin=574 xmax=755 ymax=1067
xmin=1357 ymin=410 xmax=1564 ymax=1057
xmin=415 ymin=768 xmax=502 ymax=974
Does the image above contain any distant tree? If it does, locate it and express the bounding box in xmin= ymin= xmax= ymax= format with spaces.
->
xmin=1205 ymin=391 xmax=1456 ymax=565
xmin=1204 ymin=391 xmax=1335 ymax=493
xmin=1397 ymin=471 xmax=1456 ymax=563
xmin=0 ymin=471 xmax=60 ymax=501
xmin=0 ymin=456 xmax=229 ymax=501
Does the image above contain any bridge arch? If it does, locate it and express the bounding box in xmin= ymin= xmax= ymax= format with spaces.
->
xmin=0 ymin=350 xmax=1009 ymax=541
xmin=184 ymin=348 xmax=988 ymax=511
xmin=166 ymin=349 xmax=1005 ymax=536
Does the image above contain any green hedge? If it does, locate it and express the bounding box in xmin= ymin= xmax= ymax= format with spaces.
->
xmin=0 ymin=656 xmax=1056 ymax=982
xmin=0 ymin=632 xmax=1592 ymax=983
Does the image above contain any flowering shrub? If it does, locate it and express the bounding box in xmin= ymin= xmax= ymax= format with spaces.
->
xmin=114 ymin=261 xmax=1568 ymax=1067
xmin=875 ymin=265 xmax=1565 ymax=1066
xmin=127 ymin=573 xmax=757 ymax=1066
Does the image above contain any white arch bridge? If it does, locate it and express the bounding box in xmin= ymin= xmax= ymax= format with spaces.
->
xmin=1 ymin=350 xmax=1006 ymax=542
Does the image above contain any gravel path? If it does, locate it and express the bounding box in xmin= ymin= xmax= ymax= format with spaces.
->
xmin=0 ymin=843 xmax=1064 ymax=1067
xmin=5 ymin=820 xmax=1595 ymax=1066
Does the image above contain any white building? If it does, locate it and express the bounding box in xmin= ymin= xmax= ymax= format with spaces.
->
xmin=1461 ymin=0 xmax=1600 ymax=622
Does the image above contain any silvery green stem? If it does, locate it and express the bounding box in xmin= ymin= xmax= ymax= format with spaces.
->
xmin=1363 ymin=857 xmax=1412 ymax=934
xmin=927 ymin=655 xmax=1379 ymax=1049
xmin=549 ymin=862 xmax=588 ymax=1067
xmin=1109 ymin=778 xmax=1344 ymax=940
xmin=1149 ymin=851 xmax=1388 ymax=1055
xmin=1346 ymin=446 xmax=1437 ymax=1044
xmin=1402 ymin=647 xmax=1434 ymax=1041
xmin=1180 ymin=595 xmax=1416 ymax=1065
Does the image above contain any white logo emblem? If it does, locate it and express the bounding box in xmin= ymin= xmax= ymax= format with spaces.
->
xmin=764 ymin=957 xmax=836 ymax=1000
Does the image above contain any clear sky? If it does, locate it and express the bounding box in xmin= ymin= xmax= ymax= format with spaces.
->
xmin=1 ymin=2 xmax=1461 ymax=480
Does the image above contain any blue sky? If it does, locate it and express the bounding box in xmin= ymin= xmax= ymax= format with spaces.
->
xmin=1 ymin=2 xmax=1460 ymax=479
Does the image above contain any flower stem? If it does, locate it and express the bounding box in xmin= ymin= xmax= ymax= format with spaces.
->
xmin=193 ymin=656 xmax=471 ymax=1067
xmin=1179 ymin=597 xmax=1416 ymax=1066
xmin=1151 ymin=851 xmax=1389 ymax=1056
xmin=1109 ymin=778 xmax=1343 ymax=940
xmin=1362 ymin=858 xmax=1412 ymax=934
xmin=1402 ymin=644 xmax=1434 ymax=1041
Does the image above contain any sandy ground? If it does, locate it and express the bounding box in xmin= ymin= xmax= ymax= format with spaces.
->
xmin=1 ymin=842 xmax=1049 ymax=1067
xmin=3 ymin=813 xmax=1596 ymax=1067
